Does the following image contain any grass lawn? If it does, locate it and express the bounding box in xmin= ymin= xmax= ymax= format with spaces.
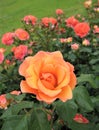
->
xmin=0 ymin=0 xmax=85 ymax=47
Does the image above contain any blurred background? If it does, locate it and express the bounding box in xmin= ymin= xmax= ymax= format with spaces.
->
xmin=0 ymin=0 xmax=86 ymax=40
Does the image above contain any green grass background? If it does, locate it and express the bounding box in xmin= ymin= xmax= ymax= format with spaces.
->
xmin=0 ymin=0 xmax=85 ymax=47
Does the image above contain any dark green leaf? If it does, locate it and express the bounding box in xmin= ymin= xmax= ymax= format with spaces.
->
xmin=77 ymin=74 xmax=97 ymax=88
xmin=73 ymin=86 xmax=94 ymax=112
xmin=55 ymin=100 xmax=78 ymax=124
xmin=70 ymin=121 xmax=95 ymax=130
xmin=1 ymin=115 xmax=28 ymax=130
xmin=28 ymin=109 xmax=51 ymax=130
xmin=1 ymin=101 xmax=34 ymax=119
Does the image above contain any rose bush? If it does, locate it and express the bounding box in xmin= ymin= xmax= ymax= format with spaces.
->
xmin=0 ymin=0 xmax=99 ymax=130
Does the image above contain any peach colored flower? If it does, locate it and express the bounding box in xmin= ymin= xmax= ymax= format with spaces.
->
xmin=93 ymin=26 xmax=99 ymax=34
xmin=71 ymin=43 xmax=79 ymax=50
xmin=66 ymin=16 xmax=79 ymax=28
xmin=15 ymin=28 xmax=29 ymax=41
xmin=42 ymin=17 xmax=57 ymax=27
xmin=60 ymin=38 xmax=67 ymax=43
xmin=82 ymin=39 xmax=90 ymax=46
xmin=84 ymin=0 xmax=92 ymax=8
xmin=0 ymin=52 xmax=4 ymax=64
xmin=23 ymin=15 xmax=37 ymax=25
xmin=56 ymin=9 xmax=64 ymax=15
xmin=13 ymin=45 xmax=28 ymax=60
xmin=19 ymin=51 xmax=77 ymax=104
xmin=0 ymin=48 xmax=6 ymax=53
xmin=74 ymin=22 xmax=90 ymax=38
xmin=10 ymin=90 xmax=21 ymax=95
xmin=5 ymin=59 xmax=11 ymax=65
xmin=73 ymin=113 xmax=89 ymax=124
xmin=0 ymin=94 xmax=9 ymax=109
xmin=1 ymin=32 xmax=14 ymax=45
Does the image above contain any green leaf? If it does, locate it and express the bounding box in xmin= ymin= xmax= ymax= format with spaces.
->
xmin=89 ymin=58 xmax=99 ymax=65
xmin=77 ymin=74 xmax=97 ymax=88
xmin=73 ymin=86 xmax=94 ymax=112
xmin=1 ymin=101 xmax=34 ymax=119
xmin=6 ymin=93 xmax=26 ymax=102
xmin=95 ymin=124 xmax=99 ymax=130
xmin=70 ymin=121 xmax=95 ymax=130
xmin=55 ymin=100 xmax=78 ymax=124
xmin=1 ymin=115 xmax=29 ymax=130
xmin=91 ymin=96 xmax=99 ymax=104
xmin=28 ymin=109 xmax=51 ymax=130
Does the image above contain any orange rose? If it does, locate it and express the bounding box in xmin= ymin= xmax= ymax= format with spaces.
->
xmin=19 ymin=51 xmax=76 ymax=104
xmin=15 ymin=28 xmax=29 ymax=41
xmin=74 ymin=22 xmax=90 ymax=38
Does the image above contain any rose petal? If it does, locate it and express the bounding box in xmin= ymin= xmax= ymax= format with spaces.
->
xmin=69 ymin=73 xmax=77 ymax=89
xmin=58 ymin=85 xmax=72 ymax=102
xmin=55 ymin=65 xmax=69 ymax=85
xmin=19 ymin=56 xmax=33 ymax=76
xmin=41 ymin=64 xmax=55 ymax=75
xmin=51 ymin=51 xmax=63 ymax=58
xmin=37 ymin=92 xmax=56 ymax=104
xmin=38 ymin=79 xmax=61 ymax=97
xmin=20 ymin=80 xmax=37 ymax=94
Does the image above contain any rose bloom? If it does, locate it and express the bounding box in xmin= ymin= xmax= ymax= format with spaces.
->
xmin=0 ymin=94 xmax=9 ymax=109
xmin=73 ymin=113 xmax=89 ymax=124
xmin=71 ymin=43 xmax=79 ymax=50
xmin=10 ymin=90 xmax=21 ymax=95
xmin=84 ymin=0 xmax=92 ymax=8
xmin=15 ymin=28 xmax=29 ymax=40
xmin=19 ymin=51 xmax=77 ymax=104
xmin=13 ymin=45 xmax=28 ymax=60
xmin=0 ymin=48 xmax=6 ymax=53
xmin=0 ymin=52 xmax=4 ymax=64
xmin=82 ymin=39 xmax=90 ymax=46
xmin=60 ymin=38 xmax=67 ymax=43
xmin=56 ymin=9 xmax=64 ymax=15
xmin=23 ymin=15 xmax=37 ymax=25
xmin=93 ymin=26 xmax=99 ymax=34
xmin=42 ymin=17 xmax=57 ymax=27
xmin=74 ymin=22 xmax=90 ymax=38
xmin=1 ymin=32 xmax=14 ymax=45
xmin=5 ymin=59 xmax=11 ymax=65
xmin=66 ymin=16 xmax=79 ymax=28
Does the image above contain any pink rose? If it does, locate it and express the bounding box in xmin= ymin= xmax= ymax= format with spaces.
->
xmin=1 ymin=32 xmax=14 ymax=45
xmin=66 ymin=16 xmax=79 ymax=28
xmin=82 ymin=39 xmax=90 ymax=46
xmin=13 ymin=45 xmax=28 ymax=60
xmin=23 ymin=15 xmax=37 ymax=25
xmin=56 ymin=9 xmax=64 ymax=15
xmin=0 ymin=94 xmax=9 ymax=109
xmin=73 ymin=113 xmax=89 ymax=124
xmin=71 ymin=43 xmax=79 ymax=50
xmin=0 ymin=52 xmax=4 ymax=64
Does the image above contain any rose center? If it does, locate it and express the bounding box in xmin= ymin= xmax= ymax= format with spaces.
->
xmin=40 ymin=73 xmax=57 ymax=89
